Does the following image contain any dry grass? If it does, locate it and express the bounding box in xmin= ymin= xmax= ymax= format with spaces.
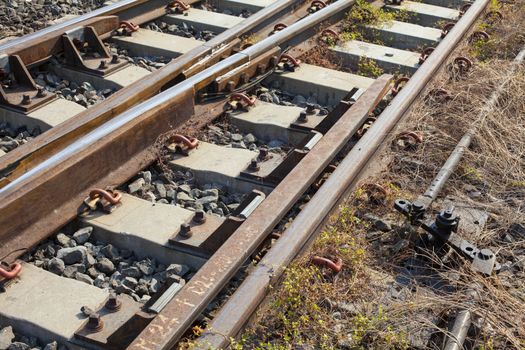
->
xmin=237 ymin=1 xmax=525 ymax=349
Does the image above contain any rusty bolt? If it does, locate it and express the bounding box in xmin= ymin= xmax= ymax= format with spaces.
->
xmin=249 ymin=159 xmax=260 ymax=171
xmin=111 ymin=54 xmax=120 ymax=64
xmin=36 ymin=87 xmax=47 ymax=98
xmin=21 ymin=94 xmax=31 ymax=105
xmin=99 ymin=60 xmax=107 ymax=69
xmin=305 ymin=103 xmax=316 ymax=115
xmin=105 ymin=294 xmax=121 ymax=311
xmin=256 ymin=63 xmax=265 ymax=75
xmin=239 ymin=72 xmax=249 ymax=85
xmin=298 ymin=111 xmax=308 ymax=123
xmin=225 ymin=80 xmax=236 ymax=92
xmin=269 ymin=55 xmax=279 ymax=67
xmin=258 ymin=147 xmax=269 ymax=160
xmin=193 ymin=210 xmax=206 ymax=224
xmin=87 ymin=313 xmax=104 ymax=331
xmin=179 ymin=223 xmax=192 ymax=238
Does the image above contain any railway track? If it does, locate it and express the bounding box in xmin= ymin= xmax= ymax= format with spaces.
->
xmin=0 ymin=0 xmax=497 ymax=348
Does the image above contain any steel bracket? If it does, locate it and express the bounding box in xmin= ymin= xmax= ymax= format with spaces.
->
xmin=395 ymin=199 xmax=500 ymax=275
xmin=62 ymin=26 xmax=129 ymax=77
xmin=0 ymin=55 xmax=56 ymax=113
xmin=75 ymin=294 xmax=150 ymax=349
xmin=168 ymin=190 xmax=266 ymax=256
xmin=240 ymin=132 xmax=322 ymax=186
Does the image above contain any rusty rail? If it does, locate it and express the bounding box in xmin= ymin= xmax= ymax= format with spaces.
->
xmin=0 ymin=0 xmax=355 ymax=268
xmin=183 ymin=0 xmax=492 ymax=347
xmin=0 ymin=0 xmax=303 ymax=182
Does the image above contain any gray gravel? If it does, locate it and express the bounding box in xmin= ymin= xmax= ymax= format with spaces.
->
xmin=255 ymin=85 xmax=331 ymax=113
xmin=107 ymin=43 xmax=171 ymax=72
xmin=30 ymin=69 xmax=113 ymax=108
xmin=0 ymin=326 xmax=59 ymax=350
xmin=0 ymin=122 xmax=40 ymax=154
xmin=126 ymin=169 xmax=245 ymax=217
xmin=0 ymin=0 xmax=105 ymax=40
xmin=25 ymin=226 xmax=190 ymax=303
xmin=197 ymin=2 xmax=252 ymax=18
xmin=146 ymin=20 xmax=216 ymax=42
xmin=202 ymin=120 xmax=290 ymax=156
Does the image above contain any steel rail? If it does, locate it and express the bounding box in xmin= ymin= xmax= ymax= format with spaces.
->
xmin=196 ymin=75 xmax=393 ymax=349
xmin=0 ymin=0 xmax=303 ymax=181
xmin=0 ymin=0 xmax=355 ymax=269
xmin=193 ymin=0 xmax=492 ymax=347
xmin=0 ymin=0 xmax=142 ymax=52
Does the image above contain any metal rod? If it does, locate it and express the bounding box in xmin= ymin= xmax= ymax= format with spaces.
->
xmin=440 ymin=47 xmax=525 ymax=350
xmin=444 ymin=309 xmax=472 ymax=350
xmin=420 ymin=46 xmax=525 ymax=207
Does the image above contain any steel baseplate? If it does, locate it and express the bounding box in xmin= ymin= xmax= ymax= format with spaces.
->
xmin=62 ymin=26 xmax=129 ymax=77
xmin=169 ymin=190 xmax=266 ymax=255
xmin=0 ymin=55 xmax=56 ymax=113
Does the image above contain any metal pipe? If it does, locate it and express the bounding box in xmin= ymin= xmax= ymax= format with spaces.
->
xmin=444 ymin=309 xmax=472 ymax=350
xmin=420 ymin=46 xmax=525 ymax=207
xmin=193 ymin=0 xmax=492 ymax=347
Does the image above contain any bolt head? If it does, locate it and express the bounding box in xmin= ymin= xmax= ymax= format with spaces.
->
xmin=179 ymin=223 xmax=192 ymax=238
xmin=298 ymin=111 xmax=308 ymax=123
xmin=249 ymin=159 xmax=260 ymax=171
xmin=193 ymin=210 xmax=206 ymax=224
xmin=105 ymin=294 xmax=121 ymax=311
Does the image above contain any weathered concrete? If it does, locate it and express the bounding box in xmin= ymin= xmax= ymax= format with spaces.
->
xmin=210 ymin=0 xmax=276 ymax=13
xmin=422 ymin=0 xmax=468 ymax=9
xmin=111 ymin=29 xmax=202 ymax=58
xmin=332 ymin=40 xmax=420 ymax=75
xmin=230 ymin=101 xmax=311 ymax=145
xmin=0 ymin=263 xmax=108 ymax=347
xmin=364 ymin=20 xmax=441 ymax=50
xmin=170 ymin=141 xmax=273 ymax=193
xmin=81 ymin=194 xmax=210 ymax=269
xmin=162 ymin=8 xmax=243 ymax=33
xmin=265 ymin=63 xmax=374 ymax=107
xmin=385 ymin=1 xmax=460 ymax=27
xmin=0 ymin=98 xmax=85 ymax=131
xmin=51 ymin=64 xmax=151 ymax=90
